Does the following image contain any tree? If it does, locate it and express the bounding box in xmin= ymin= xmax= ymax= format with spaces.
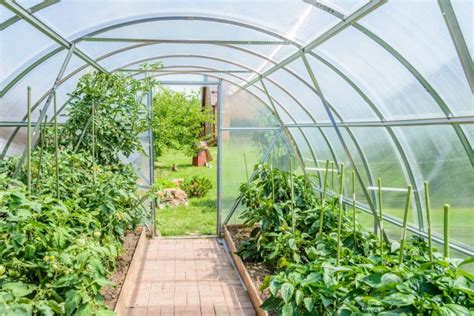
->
xmin=151 ymin=88 xmax=213 ymax=158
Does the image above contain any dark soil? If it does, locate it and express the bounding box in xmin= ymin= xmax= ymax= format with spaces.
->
xmin=227 ymin=225 xmax=274 ymax=301
xmin=101 ymin=227 xmax=143 ymax=310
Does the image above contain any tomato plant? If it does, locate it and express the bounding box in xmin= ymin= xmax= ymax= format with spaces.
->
xmin=237 ymin=164 xmax=474 ymax=315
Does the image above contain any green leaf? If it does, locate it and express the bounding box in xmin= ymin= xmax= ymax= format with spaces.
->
xmin=95 ymin=309 xmax=116 ymax=316
xmin=382 ymin=293 xmax=416 ymax=307
xmin=433 ymin=304 xmax=470 ymax=316
xmin=280 ymin=283 xmax=295 ymax=304
xmin=295 ymin=289 xmax=303 ymax=305
xmin=459 ymin=256 xmax=474 ymax=267
xmin=282 ymin=303 xmax=294 ymax=316
xmin=2 ymin=282 xmax=37 ymax=297
xmin=362 ymin=273 xmax=383 ymax=288
xmin=381 ymin=273 xmax=402 ymax=286
xmin=303 ymin=297 xmax=314 ymax=312
xmin=288 ymin=238 xmax=297 ymax=250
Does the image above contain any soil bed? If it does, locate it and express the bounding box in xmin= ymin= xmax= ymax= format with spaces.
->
xmin=101 ymin=227 xmax=143 ymax=310
xmin=226 ymin=225 xmax=274 ymax=302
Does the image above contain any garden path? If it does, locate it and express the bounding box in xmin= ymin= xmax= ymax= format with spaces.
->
xmin=125 ymin=237 xmax=255 ymax=316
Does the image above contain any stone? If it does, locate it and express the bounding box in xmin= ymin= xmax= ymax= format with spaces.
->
xmin=158 ymin=188 xmax=188 ymax=208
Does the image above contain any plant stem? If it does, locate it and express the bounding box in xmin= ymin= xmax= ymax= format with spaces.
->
xmin=424 ymin=181 xmax=433 ymax=262
xmin=54 ymin=92 xmax=60 ymax=200
xmin=319 ymin=160 xmax=330 ymax=236
xmin=27 ymin=86 xmax=32 ymax=196
xmin=377 ymin=178 xmax=383 ymax=264
xmin=243 ymin=153 xmax=249 ymax=180
xmin=352 ymin=170 xmax=356 ymax=246
xmin=399 ymin=185 xmax=412 ymax=266
xmin=443 ymin=204 xmax=450 ymax=259
xmin=336 ymin=163 xmax=344 ymax=266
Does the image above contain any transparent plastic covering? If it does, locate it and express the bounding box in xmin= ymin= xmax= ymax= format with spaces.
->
xmin=0 ymin=0 xmax=473 ymax=255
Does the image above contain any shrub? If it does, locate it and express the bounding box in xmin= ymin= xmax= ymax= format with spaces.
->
xmin=181 ymin=175 xmax=212 ymax=198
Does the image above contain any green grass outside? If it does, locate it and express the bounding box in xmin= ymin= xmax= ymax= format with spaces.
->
xmin=155 ymin=147 xmax=217 ymax=236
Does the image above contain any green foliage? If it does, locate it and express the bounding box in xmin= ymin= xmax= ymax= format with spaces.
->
xmin=0 ymin=70 xmax=155 ymax=315
xmin=181 ymin=175 xmax=212 ymax=198
xmin=237 ymin=164 xmax=474 ymax=315
xmin=0 ymin=172 xmax=143 ymax=315
xmin=151 ymin=88 xmax=213 ymax=157
xmin=59 ymin=72 xmax=152 ymax=165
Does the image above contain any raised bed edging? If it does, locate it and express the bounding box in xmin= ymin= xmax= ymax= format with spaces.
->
xmin=114 ymin=228 xmax=147 ymax=316
xmin=224 ymin=225 xmax=269 ymax=316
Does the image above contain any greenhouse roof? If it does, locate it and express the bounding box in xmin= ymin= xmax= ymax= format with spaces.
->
xmin=0 ymin=0 xmax=473 ymax=254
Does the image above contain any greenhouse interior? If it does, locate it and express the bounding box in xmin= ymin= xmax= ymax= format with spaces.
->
xmin=1 ymin=0 xmax=473 ymax=315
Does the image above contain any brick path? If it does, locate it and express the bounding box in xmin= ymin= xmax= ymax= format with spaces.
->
xmin=125 ymin=237 xmax=256 ymax=316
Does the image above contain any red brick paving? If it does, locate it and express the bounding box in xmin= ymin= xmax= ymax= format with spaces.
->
xmin=126 ymin=237 xmax=256 ymax=316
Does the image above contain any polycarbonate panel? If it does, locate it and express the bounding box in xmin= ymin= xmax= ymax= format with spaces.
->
xmin=1 ymin=49 xmax=70 ymax=121
xmin=222 ymin=83 xmax=279 ymax=129
xmin=97 ymin=44 xmax=266 ymax=72
xmin=359 ymin=0 xmax=473 ymax=116
xmin=394 ymin=125 xmax=474 ymax=248
xmin=461 ymin=125 xmax=474 ymax=148
xmin=317 ymin=0 xmax=368 ymax=15
xmin=288 ymin=56 xmax=379 ymax=121
xmin=223 ymin=130 xmax=295 ymax=225
xmin=1 ymin=127 xmax=39 ymax=157
xmin=452 ymin=0 xmax=473 ymax=57
xmin=0 ymin=19 xmax=59 ymax=84
xmin=350 ymin=127 xmax=416 ymax=224
xmin=0 ymin=5 xmax=15 ymax=23
xmin=267 ymin=68 xmax=331 ymax=122
xmin=288 ymin=127 xmax=317 ymax=171
xmin=315 ymin=27 xmax=446 ymax=120
xmin=259 ymin=78 xmax=312 ymax=123
xmin=34 ymin=1 xmax=337 ymax=44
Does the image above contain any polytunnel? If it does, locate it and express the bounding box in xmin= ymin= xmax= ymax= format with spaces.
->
xmin=0 ymin=0 xmax=473 ymax=314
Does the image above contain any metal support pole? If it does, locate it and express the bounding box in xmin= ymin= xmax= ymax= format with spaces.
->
xmin=216 ymin=79 xmax=223 ymax=236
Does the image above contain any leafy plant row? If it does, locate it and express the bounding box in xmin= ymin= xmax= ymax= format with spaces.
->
xmin=0 ymin=71 xmax=155 ymax=315
xmin=237 ymin=164 xmax=473 ymax=315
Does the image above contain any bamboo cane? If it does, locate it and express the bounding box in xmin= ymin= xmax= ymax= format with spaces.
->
xmin=378 ymin=178 xmax=383 ymax=264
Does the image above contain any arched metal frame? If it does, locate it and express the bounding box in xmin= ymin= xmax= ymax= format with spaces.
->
xmin=1 ymin=1 xmax=473 ymax=253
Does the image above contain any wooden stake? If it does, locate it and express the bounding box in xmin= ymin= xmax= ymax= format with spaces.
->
xmin=352 ymin=170 xmax=356 ymax=245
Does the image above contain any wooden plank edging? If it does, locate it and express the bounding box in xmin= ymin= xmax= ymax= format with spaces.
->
xmin=223 ymin=225 xmax=269 ymax=316
xmin=114 ymin=228 xmax=147 ymax=316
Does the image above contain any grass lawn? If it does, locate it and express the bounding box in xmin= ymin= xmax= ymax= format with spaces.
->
xmin=155 ymin=147 xmax=217 ymax=236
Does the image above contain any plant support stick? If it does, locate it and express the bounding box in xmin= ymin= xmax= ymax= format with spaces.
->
xmin=92 ymin=99 xmax=96 ymax=184
xmin=352 ymin=170 xmax=356 ymax=244
xmin=399 ymin=185 xmax=412 ymax=266
xmin=336 ymin=163 xmax=344 ymax=266
xmin=444 ymin=204 xmax=450 ymax=259
xmin=331 ymin=161 xmax=335 ymax=191
xmin=378 ymin=178 xmax=383 ymax=264
xmin=289 ymin=158 xmax=295 ymax=231
xmin=27 ymin=87 xmax=32 ymax=196
xmin=424 ymin=181 xmax=433 ymax=262
xmin=319 ymin=160 xmax=330 ymax=236
xmin=54 ymin=93 xmax=60 ymax=199
xmin=243 ymin=153 xmax=249 ymax=181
